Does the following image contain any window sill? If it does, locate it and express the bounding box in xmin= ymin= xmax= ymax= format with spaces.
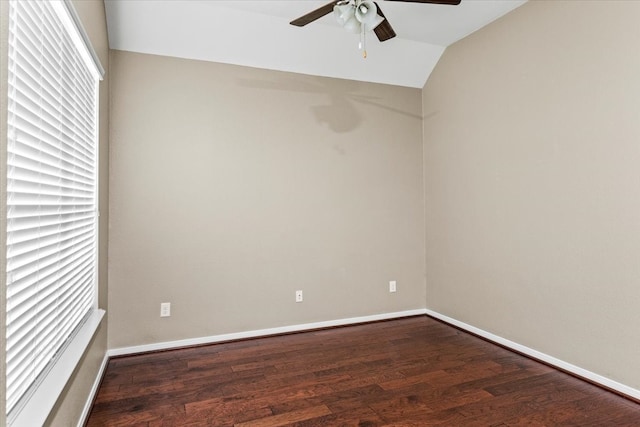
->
xmin=9 ymin=308 xmax=105 ymax=427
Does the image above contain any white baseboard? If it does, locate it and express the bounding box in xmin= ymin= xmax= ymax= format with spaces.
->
xmin=425 ymin=309 xmax=640 ymax=401
xmin=107 ymin=309 xmax=428 ymax=358
xmin=76 ymin=352 xmax=109 ymax=427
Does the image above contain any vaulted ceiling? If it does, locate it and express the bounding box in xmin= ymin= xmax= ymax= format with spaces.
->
xmin=104 ymin=0 xmax=526 ymax=88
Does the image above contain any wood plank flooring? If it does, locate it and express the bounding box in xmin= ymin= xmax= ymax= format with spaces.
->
xmin=86 ymin=316 xmax=640 ymax=426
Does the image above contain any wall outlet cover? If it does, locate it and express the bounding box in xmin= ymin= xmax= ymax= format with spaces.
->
xmin=160 ymin=302 xmax=171 ymax=317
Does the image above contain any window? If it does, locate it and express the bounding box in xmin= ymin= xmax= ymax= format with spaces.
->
xmin=5 ymin=0 xmax=104 ymax=424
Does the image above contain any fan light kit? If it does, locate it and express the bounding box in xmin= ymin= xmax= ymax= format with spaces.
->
xmin=291 ymin=0 xmax=462 ymax=58
xmin=334 ymin=0 xmax=384 ymax=58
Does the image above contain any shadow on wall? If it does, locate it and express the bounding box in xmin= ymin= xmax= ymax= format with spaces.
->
xmin=237 ymin=75 xmax=421 ymax=133
xmin=423 ymin=110 xmax=439 ymax=122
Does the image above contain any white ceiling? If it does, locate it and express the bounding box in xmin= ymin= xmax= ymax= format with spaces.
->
xmin=104 ymin=0 xmax=526 ymax=88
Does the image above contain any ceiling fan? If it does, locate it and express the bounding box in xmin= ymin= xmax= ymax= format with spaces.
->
xmin=290 ymin=0 xmax=461 ymax=46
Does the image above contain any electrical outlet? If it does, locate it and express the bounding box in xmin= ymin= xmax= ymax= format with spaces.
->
xmin=295 ymin=290 xmax=303 ymax=303
xmin=160 ymin=302 xmax=171 ymax=317
xmin=389 ymin=281 xmax=397 ymax=293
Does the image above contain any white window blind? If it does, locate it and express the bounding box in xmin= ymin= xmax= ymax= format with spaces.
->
xmin=6 ymin=0 xmax=102 ymax=419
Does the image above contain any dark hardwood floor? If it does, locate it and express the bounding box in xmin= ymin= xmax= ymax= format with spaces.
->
xmin=86 ymin=316 xmax=640 ymax=426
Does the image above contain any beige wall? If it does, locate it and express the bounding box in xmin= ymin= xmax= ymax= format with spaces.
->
xmin=423 ymin=0 xmax=640 ymax=389
xmin=45 ymin=1 xmax=110 ymax=425
xmin=108 ymin=51 xmax=425 ymax=349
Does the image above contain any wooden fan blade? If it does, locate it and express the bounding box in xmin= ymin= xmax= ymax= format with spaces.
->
xmin=386 ymin=0 xmax=461 ymax=4
xmin=290 ymin=1 xmax=341 ymax=26
xmin=373 ymin=3 xmax=396 ymax=42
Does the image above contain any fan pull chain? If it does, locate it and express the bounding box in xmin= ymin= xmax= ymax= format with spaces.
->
xmin=360 ymin=26 xmax=367 ymax=59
